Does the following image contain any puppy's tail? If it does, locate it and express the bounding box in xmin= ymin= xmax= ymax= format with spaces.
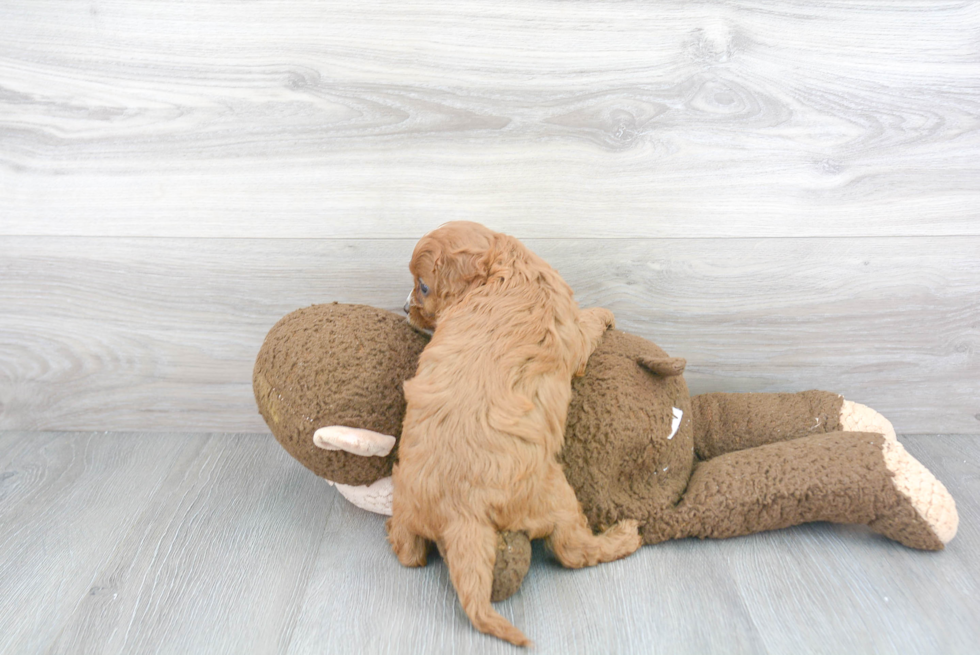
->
xmin=441 ymin=520 xmax=532 ymax=647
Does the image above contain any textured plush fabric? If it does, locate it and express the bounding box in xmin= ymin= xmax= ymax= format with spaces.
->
xmin=491 ymin=532 xmax=532 ymax=602
xmin=641 ymin=431 xmax=941 ymax=550
xmin=253 ymin=303 xmax=428 ymax=486
xmin=652 ymin=431 xmax=945 ymax=550
xmin=691 ymin=391 xmax=844 ymax=460
xmin=560 ymin=329 xmax=695 ymax=533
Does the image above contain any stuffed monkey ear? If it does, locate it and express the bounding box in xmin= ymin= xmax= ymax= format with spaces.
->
xmin=638 ymin=355 xmax=686 ymax=377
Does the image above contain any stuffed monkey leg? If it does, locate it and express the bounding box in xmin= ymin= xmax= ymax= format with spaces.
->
xmin=642 ymin=431 xmax=957 ymax=550
xmin=691 ymin=391 xmax=845 ymax=459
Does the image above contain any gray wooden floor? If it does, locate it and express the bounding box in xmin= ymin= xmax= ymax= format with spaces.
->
xmin=1 ymin=431 xmax=976 ymax=655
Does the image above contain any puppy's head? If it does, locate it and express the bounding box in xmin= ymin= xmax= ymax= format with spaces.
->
xmin=406 ymin=221 xmax=498 ymax=331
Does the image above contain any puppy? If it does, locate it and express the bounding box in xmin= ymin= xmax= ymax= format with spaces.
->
xmin=388 ymin=221 xmax=642 ymax=646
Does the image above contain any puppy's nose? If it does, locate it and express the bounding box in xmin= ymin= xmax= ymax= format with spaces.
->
xmin=404 ymin=290 xmax=413 ymax=314
xmin=403 ymin=301 xmax=410 ymax=314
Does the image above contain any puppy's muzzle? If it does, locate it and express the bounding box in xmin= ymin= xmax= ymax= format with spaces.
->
xmin=404 ymin=290 xmax=434 ymax=335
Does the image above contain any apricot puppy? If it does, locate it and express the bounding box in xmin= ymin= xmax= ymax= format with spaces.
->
xmin=388 ymin=222 xmax=642 ymax=646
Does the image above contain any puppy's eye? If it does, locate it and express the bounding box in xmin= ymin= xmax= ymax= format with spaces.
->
xmin=419 ymin=280 xmax=429 ymax=296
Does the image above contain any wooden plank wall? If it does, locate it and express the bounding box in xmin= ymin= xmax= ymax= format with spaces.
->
xmin=2 ymin=1 xmax=978 ymax=434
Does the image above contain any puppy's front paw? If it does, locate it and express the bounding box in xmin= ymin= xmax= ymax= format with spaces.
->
xmin=605 ymin=519 xmax=643 ymax=555
xmin=602 ymin=308 xmax=616 ymax=330
xmin=587 ymin=307 xmax=615 ymax=330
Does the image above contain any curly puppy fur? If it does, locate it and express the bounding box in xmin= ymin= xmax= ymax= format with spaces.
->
xmin=388 ymin=222 xmax=642 ymax=646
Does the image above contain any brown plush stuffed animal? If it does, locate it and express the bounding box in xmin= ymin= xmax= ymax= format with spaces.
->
xmin=253 ymin=303 xmax=958 ymax=601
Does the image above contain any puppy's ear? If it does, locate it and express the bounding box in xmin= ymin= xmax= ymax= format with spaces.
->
xmin=444 ymin=233 xmax=502 ymax=290
xmin=411 ymin=236 xmax=445 ymax=282
xmin=447 ymin=247 xmax=491 ymax=290
xmin=480 ymin=233 xmax=515 ymax=285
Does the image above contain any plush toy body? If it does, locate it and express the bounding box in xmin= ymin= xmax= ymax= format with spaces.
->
xmin=254 ymin=303 xmax=958 ymax=599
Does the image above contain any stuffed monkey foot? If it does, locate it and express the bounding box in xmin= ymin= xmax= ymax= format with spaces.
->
xmin=840 ymin=401 xmax=958 ymax=549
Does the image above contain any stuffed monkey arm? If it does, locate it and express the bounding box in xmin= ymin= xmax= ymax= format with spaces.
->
xmin=313 ymin=426 xmax=395 ymax=515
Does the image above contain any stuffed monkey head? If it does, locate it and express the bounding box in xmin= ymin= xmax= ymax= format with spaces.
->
xmin=254 ymin=303 xmax=427 ymax=487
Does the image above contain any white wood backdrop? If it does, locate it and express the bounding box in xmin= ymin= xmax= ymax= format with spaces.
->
xmin=2 ymin=1 xmax=978 ymax=433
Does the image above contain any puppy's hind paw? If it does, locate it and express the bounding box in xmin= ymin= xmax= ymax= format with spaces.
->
xmin=386 ymin=519 xmax=430 ymax=567
xmin=603 ymin=519 xmax=643 ymax=557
